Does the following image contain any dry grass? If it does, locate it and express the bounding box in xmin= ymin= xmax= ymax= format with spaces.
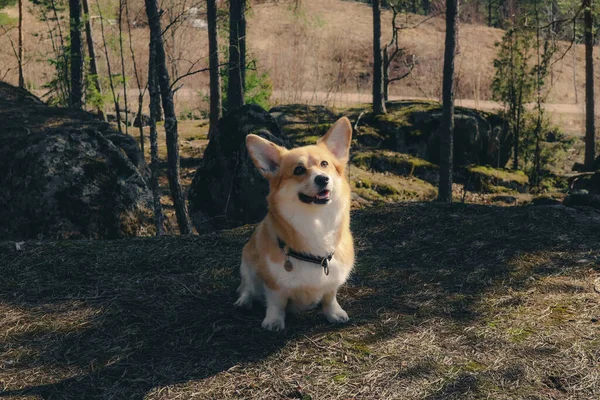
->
xmin=1 ymin=203 xmax=600 ymax=399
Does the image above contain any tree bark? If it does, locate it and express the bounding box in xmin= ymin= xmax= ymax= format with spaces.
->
xmin=82 ymin=0 xmax=104 ymax=119
xmin=372 ymin=0 xmax=386 ymax=115
xmin=96 ymin=0 xmax=122 ymax=132
xmin=207 ymin=0 xmax=222 ymax=140
xmin=383 ymin=49 xmax=389 ymax=102
xmin=18 ymin=0 xmax=24 ymax=88
xmin=145 ymin=0 xmax=193 ymax=235
xmin=148 ymin=41 xmax=165 ymax=236
xmin=69 ymin=0 xmax=83 ymax=109
xmin=438 ymin=0 xmax=459 ymax=203
xmin=118 ymin=0 xmax=129 ymax=134
xmin=584 ymin=0 xmax=596 ymax=170
xmin=227 ymin=0 xmax=245 ymax=112
xmin=124 ymin=0 xmax=144 ymax=156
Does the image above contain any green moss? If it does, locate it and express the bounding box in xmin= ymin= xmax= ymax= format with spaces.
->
xmin=187 ymin=133 xmax=208 ymax=141
xmin=295 ymin=135 xmax=320 ymax=145
xmin=469 ymin=166 xmax=529 ymax=185
xmin=506 ymin=327 xmax=534 ymax=342
xmin=333 ymin=374 xmax=348 ymax=383
xmin=464 ymin=361 xmax=487 ymax=372
xmin=374 ymin=183 xmax=400 ymax=196
xmin=0 ymin=12 xmax=17 ymax=26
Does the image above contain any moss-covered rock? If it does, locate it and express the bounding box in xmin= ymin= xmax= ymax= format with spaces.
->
xmin=466 ymin=165 xmax=529 ymax=193
xmin=188 ymin=105 xmax=288 ymax=234
xmin=352 ymin=150 xmax=439 ymax=184
xmin=345 ymin=101 xmax=511 ymax=168
xmin=349 ymin=167 xmax=437 ymax=204
xmin=0 ymin=82 xmax=154 ymax=240
xmin=569 ymin=171 xmax=600 ymax=195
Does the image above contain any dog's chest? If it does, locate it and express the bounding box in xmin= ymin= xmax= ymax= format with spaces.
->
xmin=266 ymin=254 xmax=350 ymax=308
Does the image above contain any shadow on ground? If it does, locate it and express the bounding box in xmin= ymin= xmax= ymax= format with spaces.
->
xmin=0 ymin=203 xmax=599 ymax=399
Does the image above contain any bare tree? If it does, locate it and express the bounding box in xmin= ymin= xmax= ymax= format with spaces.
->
xmin=227 ymin=0 xmax=245 ymax=112
xmin=438 ymin=0 xmax=459 ymax=203
xmin=207 ymin=0 xmax=221 ymax=139
xmin=583 ymin=0 xmax=595 ymax=170
xmin=18 ymin=0 xmax=24 ymax=88
xmin=383 ymin=5 xmax=416 ymax=102
xmin=118 ymin=0 xmax=129 ymax=134
xmin=82 ymin=0 xmax=104 ymax=118
xmin=145 ymin=0 xmax=193 ymax=235
xmin=148 ymin=41 xmax=165 ymax=236
xmin=125 ymin=0 xmax=145 ymax=156
xmin=96 ymin=0 xmax=122 ymax=133
xmin=372 ymin=0 xmax=386 ymax=115
xmin=68 ymin=0 xmax=83 ymax=109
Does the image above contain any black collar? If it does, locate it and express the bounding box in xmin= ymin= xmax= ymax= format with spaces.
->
xmin=277 ymin=237 xmax=334 ymax=276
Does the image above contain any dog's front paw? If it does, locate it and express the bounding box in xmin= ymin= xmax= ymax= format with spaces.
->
xmin=261 ymin=316 xmax=285 ymax=331
xmin=324 ymin=307 xmax=349 ymax=324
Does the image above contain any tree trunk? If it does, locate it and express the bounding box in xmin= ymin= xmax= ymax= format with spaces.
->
xmin=148 ymin=41 xmax=165 ymax=236
xmin=124 ymin=0 xmax=144 ymax=155
xmin=383 ymin=49 xmax=389 ymax=102
xmin=584 ymin=0 xmax=596 ymax=170
xmin=372 ymin=0 xmax=386 ymax=115
xmin=438 ymin=0 xmax=459 ymax=203
xmin=69 ymin=0 xmax=83 ymax=109
xmin=240 ymin=0 xmax=246 ymax=92
xmin=227 ymin=0 xmax=245 ymax=112
xmin=96 ymin=0 xmax=122 ymax=133
xmin=118 ymin=0 xmax=129 ymax=134
xmin=145 ymin=0 xmax=193 ymax=235
xmin=421 ymin=0 xmax=430 ymax=15
xmin=572 ymin=43 xmax=578 ymax=104
xmin=82 ymin=0 xmax=104 ymax=119
xmin=18 ymin=0 xmax=24 ymax=88
xmin=207 ymin=0 xmax=222 ymax=140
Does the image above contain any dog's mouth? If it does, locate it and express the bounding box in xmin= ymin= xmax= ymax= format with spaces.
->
xmin=298 ymin=189 xmax=331 ymax=205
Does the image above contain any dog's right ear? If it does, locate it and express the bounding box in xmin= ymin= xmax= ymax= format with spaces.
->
xmin=246 ymin=134 xmax=284 ymax=179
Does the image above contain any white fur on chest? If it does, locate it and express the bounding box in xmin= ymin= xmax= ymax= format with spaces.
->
xmin=278 ymin=197 xmax=347 ymax=255
xmin=266 ymin=255 xmax=350 ymax=311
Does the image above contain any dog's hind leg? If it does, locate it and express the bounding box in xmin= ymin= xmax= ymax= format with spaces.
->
xmin=234 ymin=259 xmax=259 ymax=309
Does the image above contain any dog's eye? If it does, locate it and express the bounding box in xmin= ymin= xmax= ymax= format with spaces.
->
xmin=320 ymin=161 xmax=329 ymax=168
xmin=293 ymin=166 xmax=306 ymax=175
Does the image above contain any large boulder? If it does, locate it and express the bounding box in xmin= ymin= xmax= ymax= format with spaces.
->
xmin=0 ymin=82 xmax=154 ymax=240
xmin=569 ymin=171 xmax=600 ymax=194
xmin=188 ymin=104 xmax=287 ymax=234
xmin=373 ymin=102 xmax=511 ymax=168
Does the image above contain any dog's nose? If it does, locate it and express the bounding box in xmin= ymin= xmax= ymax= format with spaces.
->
xmin=315 ymin=174 xmax=330 ymax=187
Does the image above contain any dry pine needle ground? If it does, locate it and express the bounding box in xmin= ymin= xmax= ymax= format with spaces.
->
xmin=0 ymin=203 xmax=600 ymax=399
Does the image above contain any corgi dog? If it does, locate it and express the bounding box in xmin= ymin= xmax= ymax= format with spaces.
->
xmin=235 ymin=117 xmax=355 ymax=331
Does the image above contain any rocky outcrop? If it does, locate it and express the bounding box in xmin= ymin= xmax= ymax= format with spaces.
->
xmin=0 ymin=82 xmax=154 ymax=240
xmin=373 ymin=102 xmax=511 ymax=168
xmin=188 ymin=104 xmax=287 ymax=234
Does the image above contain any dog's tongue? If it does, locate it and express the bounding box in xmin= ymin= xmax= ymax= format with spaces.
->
xmin=315 ymin=190 xmax=330 ymax=200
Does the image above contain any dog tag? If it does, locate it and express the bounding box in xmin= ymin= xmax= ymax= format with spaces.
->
xmin=284 ymin=257 xmax=293 ymax=272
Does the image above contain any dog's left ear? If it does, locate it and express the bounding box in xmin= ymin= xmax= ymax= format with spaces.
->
xmin=318 ymin=117 xmax=352 ymax=164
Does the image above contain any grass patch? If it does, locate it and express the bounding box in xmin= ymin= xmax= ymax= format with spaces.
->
xmin=0 ymin=12 xmax=17 ymax=26
xmin=0 ymin=204 xmax=599 ymax=398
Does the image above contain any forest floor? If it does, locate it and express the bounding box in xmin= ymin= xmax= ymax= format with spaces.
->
xmin=1 ymin=203 xmax=600 ymax=399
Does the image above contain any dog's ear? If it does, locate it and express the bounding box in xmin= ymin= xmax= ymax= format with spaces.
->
xmin=319 ymin=117 xmax=352 ymax=164
xmin=246 ymin=134 xmax=284 ymax=178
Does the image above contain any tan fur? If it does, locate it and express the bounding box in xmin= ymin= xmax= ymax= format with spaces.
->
xmin=236 ymin=117 xmax=355 ymax=330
